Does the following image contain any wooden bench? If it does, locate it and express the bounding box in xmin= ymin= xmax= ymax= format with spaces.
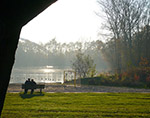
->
xmin=22 ymin=84 xmax=45 ymax=93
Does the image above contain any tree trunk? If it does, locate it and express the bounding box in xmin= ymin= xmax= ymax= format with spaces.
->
xmin=0 ymin=0 xmax=57 ymax=116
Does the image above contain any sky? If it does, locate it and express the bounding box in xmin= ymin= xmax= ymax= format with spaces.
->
xmin=20 ymin=0 xmax=103 ymax=44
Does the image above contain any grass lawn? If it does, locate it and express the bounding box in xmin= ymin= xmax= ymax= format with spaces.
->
xmin=2 ymin=92 xmax=150 ymax=118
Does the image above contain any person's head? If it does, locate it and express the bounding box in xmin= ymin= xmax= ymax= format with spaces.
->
xmin=31 ymin=79 xmax=34 ymax=82
xmin=28 ymin=78 xmax=30 ymax=81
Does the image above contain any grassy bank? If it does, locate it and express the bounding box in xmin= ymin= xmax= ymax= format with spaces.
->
xmin=2 ymin=92 xmax=150 ymax=118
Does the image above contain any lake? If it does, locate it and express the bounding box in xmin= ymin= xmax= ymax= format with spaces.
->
xmin=10 ymin=66 xmax=73 ymax=84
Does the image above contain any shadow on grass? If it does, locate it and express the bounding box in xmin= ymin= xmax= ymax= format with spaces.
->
xmin=19 ymin=92 xmax=45 ymax=99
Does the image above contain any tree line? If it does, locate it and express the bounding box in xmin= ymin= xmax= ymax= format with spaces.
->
xmin=14 ymin=38 xmax=108 ymax=71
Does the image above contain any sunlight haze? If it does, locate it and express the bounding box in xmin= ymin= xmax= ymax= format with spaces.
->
xmin=20 ymin=0 xmax=101 ymax=44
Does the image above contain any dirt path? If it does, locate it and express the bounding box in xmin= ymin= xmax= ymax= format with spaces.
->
xmin=7 ymin=83 xmax=150 ymax=93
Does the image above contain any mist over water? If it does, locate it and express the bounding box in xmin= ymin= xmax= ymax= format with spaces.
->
xmin=10 ymin=66 xmax=65 ymax=84
xmin=10 ymin=38 xmax=108 ymax=84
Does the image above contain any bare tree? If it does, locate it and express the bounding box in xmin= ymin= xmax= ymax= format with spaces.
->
xmin=72 ymin=50 xmax=96 ymax=78
xmin=97 ymin=0 xmax=147 ymax=72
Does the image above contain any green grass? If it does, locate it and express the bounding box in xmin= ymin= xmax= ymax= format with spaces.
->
xmin=2 ymin=92 xmax=150 ymax=118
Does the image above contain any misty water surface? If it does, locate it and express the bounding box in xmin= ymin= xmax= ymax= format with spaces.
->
xmin=10 ymin=66 xmax=73 ymax=84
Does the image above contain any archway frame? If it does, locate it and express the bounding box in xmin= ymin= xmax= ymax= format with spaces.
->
xmin=63 ymin=70 xmax=77 ymax=87
xmin=0 ymin=0 xmax=57 ymax=115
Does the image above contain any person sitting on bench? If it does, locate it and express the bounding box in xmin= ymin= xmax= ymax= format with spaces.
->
xmin=31 ymin=79 xmax=36 ymax=94
xmin=24 ymin=78 xmax=31 ymax=94
xmin=24 ymin=78 xmax=36 ymax=94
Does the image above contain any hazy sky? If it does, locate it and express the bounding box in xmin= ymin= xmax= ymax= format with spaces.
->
xmin=20 ymin=0 xmax=102 ymax=44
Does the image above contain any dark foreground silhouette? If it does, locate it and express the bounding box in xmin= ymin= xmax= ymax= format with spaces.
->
xmin=0 ymin=0 xmax=57 ymax=116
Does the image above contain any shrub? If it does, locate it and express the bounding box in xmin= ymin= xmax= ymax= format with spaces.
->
xmin=81 ymin=67 xmax=150 ymax=88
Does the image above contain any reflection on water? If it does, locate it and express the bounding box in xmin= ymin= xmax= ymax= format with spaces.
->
xmin=10 ymin=66 xmax=64 ymax=84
